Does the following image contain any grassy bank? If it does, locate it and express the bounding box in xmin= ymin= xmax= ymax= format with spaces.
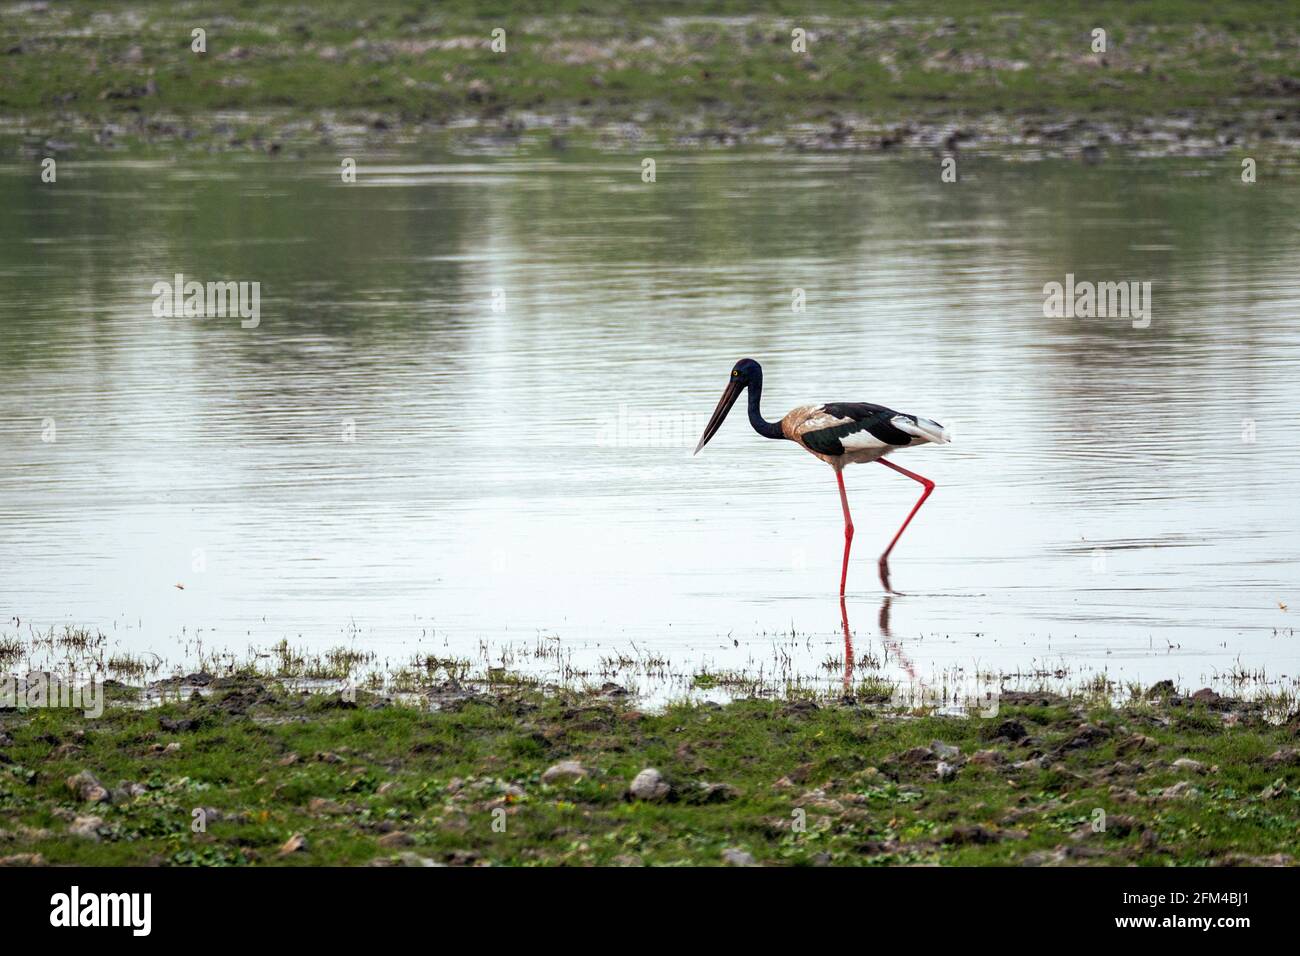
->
xmin=1 ymin=676 xmax=1298 ymax=866
xmin=3 ymin=1 xmax=1298 ymax=152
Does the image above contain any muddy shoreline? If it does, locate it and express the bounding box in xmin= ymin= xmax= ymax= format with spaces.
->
xmin=11 ymin=103 xmax=1300 ymax=161
xmin=2 ymin=673 xmax=1298 ymax=866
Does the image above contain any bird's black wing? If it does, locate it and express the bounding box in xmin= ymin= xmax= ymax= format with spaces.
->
xmin=800 ymin=403 xmax=915 ymax=456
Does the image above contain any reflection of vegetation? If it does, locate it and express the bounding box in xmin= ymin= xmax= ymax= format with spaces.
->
xmin=1 ymin=152 xmax=1297 ymax=391
xmin=1 ymin=1 xmax=1296 ymax=140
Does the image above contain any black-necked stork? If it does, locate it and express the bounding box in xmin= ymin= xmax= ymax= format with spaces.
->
xmin=694 ymin=358 xmax=951 ymax=594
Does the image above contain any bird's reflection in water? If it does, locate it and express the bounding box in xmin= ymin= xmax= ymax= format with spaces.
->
xmin=839 ymin=596 xmax=854 ymax=695
xmin=839 ymin=594 xmax=919 ymax=697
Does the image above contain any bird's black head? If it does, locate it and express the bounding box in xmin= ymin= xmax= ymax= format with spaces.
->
xmin=695 ymin=359 xmax=764 ymax=455
xmin=729 ymin=358 xmax=763 ymax=388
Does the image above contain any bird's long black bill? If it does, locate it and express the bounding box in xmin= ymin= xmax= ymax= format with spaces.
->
xmin=694 ymin=381 xmax=742 ymax=455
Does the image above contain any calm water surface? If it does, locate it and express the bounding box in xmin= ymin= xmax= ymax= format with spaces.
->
xmin=2 ymin=148 xmax=1298 ymax=701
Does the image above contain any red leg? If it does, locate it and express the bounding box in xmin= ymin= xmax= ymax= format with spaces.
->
xmin=836 ymin=469 xmax=854 ymax=596
xmin=877 ymin=458 xmax=936 ymax=563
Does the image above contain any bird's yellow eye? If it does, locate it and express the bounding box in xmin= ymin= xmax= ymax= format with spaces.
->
xmin=732 ymin=370 xmax=738 ymax=377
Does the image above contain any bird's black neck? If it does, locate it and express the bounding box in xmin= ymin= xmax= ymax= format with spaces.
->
xmin=747 ymin=380 xmax=784 ymax=441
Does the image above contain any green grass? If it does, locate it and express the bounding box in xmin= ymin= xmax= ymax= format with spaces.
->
xmin=1 ymin=679 xmax=1297 ymax=866
xmin=2 ymin=1 xmax=1297 ymax=148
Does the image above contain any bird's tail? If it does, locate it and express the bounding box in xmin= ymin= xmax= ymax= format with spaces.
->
xmin=893 ymin=415 xmax=951 ymax=445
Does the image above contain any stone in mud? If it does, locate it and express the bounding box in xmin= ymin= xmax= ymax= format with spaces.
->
xmin=65 ymin=770 xmax=109 ymax=804
xmin=689 ymin=781 xmax=740 ymax=804
xmin=780 ymin=700 xmax=819 ymax=718
xmin=1258 ymin=778 xmax=1287 ymax=800
xmin=369 ymin=852 xmax=444 ymax=867
xmin=788 ymin=762 xmax=814 ymax=784
xmin=1021 ymin=848 xmax=1068 ymax=867
xmin=68 ymin=815 xmax=103 ymax=840
xmin=1215 ymin=852 xmax=1292 ymax=867
xmin=804 ymin=794 xmax=846 ymax=813
xmin=987 ymin=719 xmax=1028 ymax=742
xmin=1171 ymin=757 xmax=1205 ymax=773
xmin=218 ymin=686 xmax=273 ymax=715
xmin=628 ymin=768 xmax=670 ymax=802
xmin=944 ymin=825 xmax=999 ymax=845
xmin=1058 ymin=723 xmax=1110 ymax=752
xmin=1189 ymin=687 xmax=1221 ymax=706
xmin=996 ymin=691 xmax=1066 ymax=708
xmin=1265 ymin=748 xmax=1299 ymax=766
xmin=109 ymin=780 xmax=147 ymax=804
xmin=1102 ymin=814 xmax=1141 ymax=837
xmin=1144 ymin=680 xmax=1176 ymax=700
xmin=721 ymin=848 xmax=757 ymax=866
xmin=1117 ymin=734 xmax=1157 ymax=755
xmin=278 ymin=833 xmax=307 ymax=855
xmin=159 ymin=716 xmax=203 ymax=733
xmin=1064 ymin=844 xmax=1107 ymax=860
xmin=898 ymin=746 xmax=937 ymax=765
xmin=541 ymin=760 xmax=589 ymax=785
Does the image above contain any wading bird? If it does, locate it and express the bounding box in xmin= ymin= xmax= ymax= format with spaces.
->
xmin=694 ymin=358 xmax=950 ymax=594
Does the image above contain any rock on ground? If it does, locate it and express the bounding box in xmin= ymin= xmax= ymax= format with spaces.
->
xmin=68 ymin=815 xmax=103 ymax=840
xmin=628 ymin=767 xmax=670 ymax=802
xmin=541 ymin=760 xmax=588 ymax=785
xmin=721 ymin=848 xmax=756 ymax=866
xmin=277 ymin=833 xmax=307 ymax=856
xmin=65 ymin=770 xmax=109 ymax=803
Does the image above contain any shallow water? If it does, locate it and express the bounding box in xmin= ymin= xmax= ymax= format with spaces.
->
xmin=2 ymin=147 xmax=1298 ymax=702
